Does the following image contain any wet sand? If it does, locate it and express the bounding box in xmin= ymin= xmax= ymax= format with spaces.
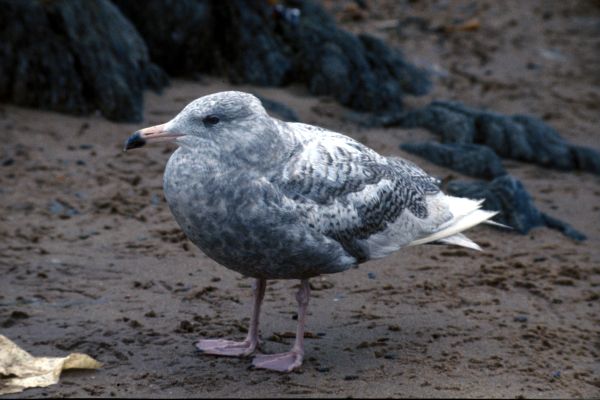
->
xmin=1 ymin=0 xmax=599 ymax=397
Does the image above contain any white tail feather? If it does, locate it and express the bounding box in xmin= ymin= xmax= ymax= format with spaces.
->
xmin=437 ymin=233 xmax=482 ymax=251
xmin=408 ymin=196 xmax=497 ymax=250
xmin=484 ymin=219 xmax=512 ymax=229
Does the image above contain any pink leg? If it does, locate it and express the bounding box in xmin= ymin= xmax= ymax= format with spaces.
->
xmin=196 ymin=278 xmax=265 ymax=357
xmin=253 ymin=279 xmax=310 ymax=372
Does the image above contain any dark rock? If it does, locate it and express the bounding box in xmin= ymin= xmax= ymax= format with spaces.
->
xmin=112 ymin=0 xmax=215 ymax=77
xmin=0 ymin=0 xmax=167 ymax=122
xmin=389 ymin=101 xmax=600 ymax=175
xmin=1 ymin=0 xmax=429 ymax=120
xmin=506 ymin=114 xmax=576 ymax=170
xmin=359 ymin=34 xmax=430 ymax=98
xmin=552 ymin=370 xmax=561 ymax=379
xmin=113 ymin=0 xmax=430 ymax=113
xmin=273 ymin=4 xmax=301 ymax=26
xmin=257 ymin=96 xmax=299 ymax=122
xmin=567 ymin=145 xmax=600 ymax=174
xmin=541 ymin=213 xmax=587 ymax=242
xmin=400 ymin=142 xmax=506 ymax=179
xmin=2 ymin=310 xmax=29 ymax=328
xmin=386 ymin=101 xmax=478 ymax=143
xmin=447 ymin=175 xmax=586 ymax=241
xmin=282 ymin=7 xmax=431 ymax=111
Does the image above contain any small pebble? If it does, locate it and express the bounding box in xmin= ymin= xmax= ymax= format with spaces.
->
xmin=333 ymin=293 xmax=344 ymax=302
xmin=10 ymin=311 xmax=29 ymax=319
xmin=367 ymin=272 xmax=376 ymax=279
xmin=514 ymin=315 xmax=528 ymax=323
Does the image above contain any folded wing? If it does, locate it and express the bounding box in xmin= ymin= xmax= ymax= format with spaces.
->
xmin=274 ymin=123 xmax=460 ymax=262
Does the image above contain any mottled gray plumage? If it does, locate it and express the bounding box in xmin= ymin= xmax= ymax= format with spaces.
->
xmin=126 ymin=91 xmax=498 ymax=372
xmin=159 ymin=91 xmax=493 ymax=279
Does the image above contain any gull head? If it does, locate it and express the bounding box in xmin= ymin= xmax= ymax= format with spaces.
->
xmin=123 ymin=91 xmax=270 ymax=152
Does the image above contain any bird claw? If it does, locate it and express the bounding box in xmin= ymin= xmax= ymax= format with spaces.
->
xmin=195 ymin=338 xmax=256 ymax=357
xmin=252 ymin=351 xmax=303 ymax=372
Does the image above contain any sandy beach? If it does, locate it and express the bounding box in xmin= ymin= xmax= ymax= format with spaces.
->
xmin=1 ymin=0 xmax=599 ymax=397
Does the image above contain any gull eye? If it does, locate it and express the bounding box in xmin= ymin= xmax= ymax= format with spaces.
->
xmin=203 ymin=115 xmax=220 ymax=126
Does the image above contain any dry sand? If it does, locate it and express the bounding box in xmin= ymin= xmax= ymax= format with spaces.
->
xmin=1 ymin=0 xmax=599 ymax=398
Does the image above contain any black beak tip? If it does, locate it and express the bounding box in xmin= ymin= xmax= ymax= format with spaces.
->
xmin=123 ymin=131 xmax=146 ymax=152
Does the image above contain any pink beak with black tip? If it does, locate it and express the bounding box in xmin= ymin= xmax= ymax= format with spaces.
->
xmin=123 ymin=123 xmax=183 ymax=151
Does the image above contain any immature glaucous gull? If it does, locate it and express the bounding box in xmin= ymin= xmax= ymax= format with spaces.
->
xmin=124 ymin=91 xmax=498 ymax=372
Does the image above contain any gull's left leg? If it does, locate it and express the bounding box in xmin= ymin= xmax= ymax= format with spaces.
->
xmin=196 ymin=278 xmax=266 ymax=357
xmin=252 ymin=279 xmax=310 ymax=372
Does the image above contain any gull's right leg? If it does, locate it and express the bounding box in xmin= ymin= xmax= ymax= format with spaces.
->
xmin=252 ymin=279 xmax=310 ymax=372
xmin=196 ymin=278 xmax=266 ymax=357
